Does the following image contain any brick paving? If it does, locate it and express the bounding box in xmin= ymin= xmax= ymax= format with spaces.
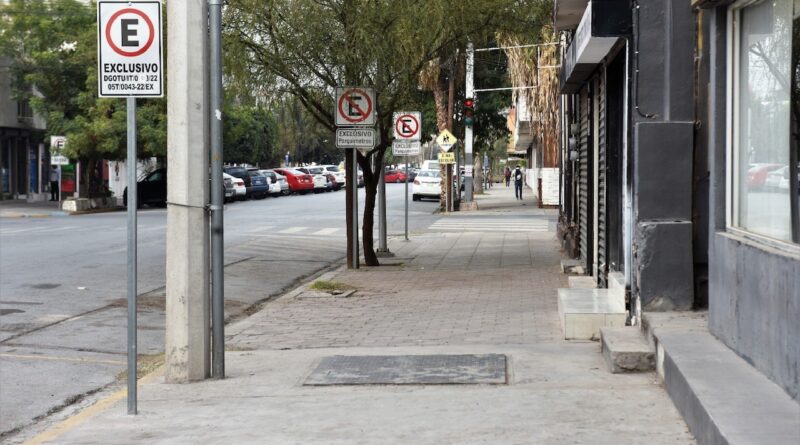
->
xmin=228 ymin=211 xmax=567 ymax=350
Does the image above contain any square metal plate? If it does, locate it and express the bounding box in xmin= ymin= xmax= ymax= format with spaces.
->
xmin=304 ymin=354 xmax=507 ymax=385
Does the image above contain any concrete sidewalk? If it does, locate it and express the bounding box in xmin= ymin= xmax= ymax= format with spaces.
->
xmin=0 ymin=200 xmax=69 ymax=218
xmin=22 ymin=186 xmax=694 ymax=444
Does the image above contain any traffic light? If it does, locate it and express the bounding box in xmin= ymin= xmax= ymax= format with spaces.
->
xmin=463 ymin=98 xmax=475 ymax=128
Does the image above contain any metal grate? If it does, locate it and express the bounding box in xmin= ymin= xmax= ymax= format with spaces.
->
xmin=304 ymin=354 xmax=508 ymax=385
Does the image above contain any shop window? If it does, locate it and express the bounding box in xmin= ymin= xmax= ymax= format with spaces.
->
xmin=729 ymin=0 xmax=799 ymax=244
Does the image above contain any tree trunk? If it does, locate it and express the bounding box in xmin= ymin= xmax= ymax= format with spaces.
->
xmin=357 ymin=148 xmax=383 ymax=266
xmin=474 ymin=153 xmax=484 ymax=195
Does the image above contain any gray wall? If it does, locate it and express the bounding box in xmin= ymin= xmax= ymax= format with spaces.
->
xmin=632 ymin=0 xmax=696 ymax=310
xmin=705 ymin=6 xmax=800 ymax=401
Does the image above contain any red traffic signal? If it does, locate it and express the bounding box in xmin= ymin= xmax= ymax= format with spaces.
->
xmin=464 ymin=98 xmax=475 ymax=127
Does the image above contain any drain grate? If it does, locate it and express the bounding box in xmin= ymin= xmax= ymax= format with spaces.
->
xmin=304 ymin=354 xmax=507 ymax=385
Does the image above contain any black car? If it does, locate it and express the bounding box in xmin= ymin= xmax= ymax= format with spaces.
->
xmin=223 ymin=166 xmax=252 ymax=192
xmin=123 ymin=168 xmax=167 ymax=208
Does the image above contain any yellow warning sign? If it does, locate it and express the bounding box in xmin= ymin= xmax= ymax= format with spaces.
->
xmin=437 ymin=152 xmax=455 ymax=164
xmin=435 ymin=129 xmax=457 ymax=151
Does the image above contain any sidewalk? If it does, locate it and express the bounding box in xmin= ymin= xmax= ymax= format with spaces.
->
xmin=24 ymin=186 xmax=694 ymax=444
xmin=0 ymin=200 xmax=68 ymax=218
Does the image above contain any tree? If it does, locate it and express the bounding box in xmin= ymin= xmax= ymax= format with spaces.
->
xmin=0 ymin=0 xmax=167 ymax=197
xmin=225 ymin=0 xmax=550 ymax=265
xmin=223 ymin=105 xmax=279 ymax=166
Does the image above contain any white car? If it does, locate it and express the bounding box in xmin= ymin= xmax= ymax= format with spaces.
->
xmin=259 ymin=169 xmax=283 ymax=196
xmin=765 ymin=166 xmax=787 ymax=191
xmin=320 ymin=165 xmax=346 ymax=186
xmin=412 ymin=169 xmax=442 ymax=201
xmin=223 ymin=172 xmax=246 ymax=200
xmin=297 ymin=167 xmax=328 ymax=193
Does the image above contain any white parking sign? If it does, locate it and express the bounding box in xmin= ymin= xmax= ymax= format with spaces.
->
xmin=97 ymin=1 xmax=163 ymax=97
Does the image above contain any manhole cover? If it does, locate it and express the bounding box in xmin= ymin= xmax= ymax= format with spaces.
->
xmin=304 ymin=354 xmax=507 ymax=385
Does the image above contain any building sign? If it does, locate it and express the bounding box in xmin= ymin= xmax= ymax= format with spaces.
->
xmin=560 ymin=1 xmax=630 ymax=94
xmin=97 ymin=1 xmax=163 ymax=97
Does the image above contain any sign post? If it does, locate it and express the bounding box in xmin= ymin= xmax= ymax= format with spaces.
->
xmin=393 ymin=112 xmax=421 ymax=241
xmin=98 ymin=0 xmax=163 ymax=415
xmin=335 ymin=87 xmax=375 ymax=269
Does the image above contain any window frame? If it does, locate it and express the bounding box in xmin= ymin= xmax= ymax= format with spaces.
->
xmin=726 ymin=0 xmax=800 ymax=252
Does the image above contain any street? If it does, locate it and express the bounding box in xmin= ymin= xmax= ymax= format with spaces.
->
xmin=0 ymin=183 xmax=438 ymax=437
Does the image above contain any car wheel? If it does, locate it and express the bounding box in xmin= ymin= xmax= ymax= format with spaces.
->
xmin=412 ymin=194 xmax=419 ymax=201
xmin=396 ymin=178 xmax=401 ymax=183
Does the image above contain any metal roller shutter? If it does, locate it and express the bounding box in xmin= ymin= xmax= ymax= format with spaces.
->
xmin=578 ymin=87 xmax=591 ymax=269
xmin=597 ymin=69 xmax=608 ymax=287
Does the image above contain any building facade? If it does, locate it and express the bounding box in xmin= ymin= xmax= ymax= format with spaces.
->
xmin=0 ymin=57 xmax=47 ymax=200
xmin=554 ymin=0 xmax=798 ymax=401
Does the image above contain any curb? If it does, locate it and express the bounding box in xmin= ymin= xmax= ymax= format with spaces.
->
xmin=0 ymin=211 xmax=70 ymax=218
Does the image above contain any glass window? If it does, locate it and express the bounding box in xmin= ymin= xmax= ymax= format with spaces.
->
xmin=731 ymin=0 xmax=799 ymax=243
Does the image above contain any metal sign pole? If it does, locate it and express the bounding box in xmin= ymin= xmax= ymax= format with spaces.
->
xmin=404 ymin=158 xmax=409 ymax=240
xmin=352 ymin=148 xmax=359 ymax=268
xmin=126 ymin=96 xmax=138 ymax=415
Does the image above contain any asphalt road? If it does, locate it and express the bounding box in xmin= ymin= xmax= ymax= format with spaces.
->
xmin=0 ymin=183 xmax=439 ymax=439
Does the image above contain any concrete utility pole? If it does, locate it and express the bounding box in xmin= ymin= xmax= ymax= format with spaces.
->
xmin=464 ymin=42 xmax=474 ymax=203
xmin=165 ymin=0 xmax=210 ymax=382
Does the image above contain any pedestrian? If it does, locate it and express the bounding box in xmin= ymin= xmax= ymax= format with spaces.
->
xmin=504 ymin=166 xmax=511 ymax=187
xmin=49 ymin=166 xmax=59 ymax=201
xmin=514 ymin=165 xmax=524 ymax=200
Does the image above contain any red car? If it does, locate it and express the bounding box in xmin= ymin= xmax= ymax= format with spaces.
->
xmin=274 ymin=168 xmax=314 ymax=194
xmin=747 ymin=164 xmax=783 ymax=189
xmin=384 ymin=169 xmax=408 ymax=183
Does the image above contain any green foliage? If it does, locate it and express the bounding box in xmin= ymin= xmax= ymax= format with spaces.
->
xmin=272 ymin=96 xmax=338 ymax=166
xmin=0 ymin=0 xmax=166 ymax=161
xmin=223 ymin=105 xmax=278 ymax=166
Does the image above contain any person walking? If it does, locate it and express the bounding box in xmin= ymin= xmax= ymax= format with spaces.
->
xmin=49 ymin=166 xmax=60 ymax=201
xmin=513 ymin=165 xmax=524 ymax=200
xmin=504 ymin=166 xmax=511 ymax=187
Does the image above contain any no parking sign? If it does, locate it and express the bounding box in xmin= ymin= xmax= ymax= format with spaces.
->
xmin=97 ymin=1 xmax=163 ymax=97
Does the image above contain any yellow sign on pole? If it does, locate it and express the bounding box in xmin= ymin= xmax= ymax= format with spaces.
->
xmin=435 ymin=129 xmax=457 ymax=151
xmin=438 ymin=152 xmax=455 ymax=164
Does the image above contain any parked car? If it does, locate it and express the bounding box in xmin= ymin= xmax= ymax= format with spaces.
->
xmin=765 ymin=166 xmax=788 ymax=191
xmin=223 ymin=166 xmax=251 ymax=193
xmin=384 ymin=169 xmax=408 ymax=183
xmin=223 ymin=172 xmax=246 ymax=200
xmin=259 ymin=170 xmax=283 ymax=197
xmin=320 ymin=165 xmax=346 ymax=186
xmin=412 ymin=169 xmax=441 ymax=201
xmin=123 ymin=168 xmax=167 ymax=208
xmin=274 ymin=168 xmax=314 ymax=194
xmin=304 ymin=166 xmax=340 ymax=191
xmin=747 ymin=163 xmax=783 ymax=189
xmin=296 ymin=167 xmax=328 ymax=193
xmin=222 ymin=174 xmax=235 ymax=202
xmin=273 ymin=171 xmax=290 ymax=195
xmin=406 ymin=168 xmax=418 ymax=182
xmin=245 ymin=168 xmax=270 ymax=199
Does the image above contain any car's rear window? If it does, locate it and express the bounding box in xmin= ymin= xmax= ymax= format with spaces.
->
xmin=324 ymin=166 xmax=340 ymax=172
xmin=284 ymin=169 xmax=305 ymax=175
xmin=418 ymin=170 xmax=439 ymax=178
xmin=308 ymin=167 xmax=324 ymax=174
xmin=225 ymin=167 xmax=247 ymax=177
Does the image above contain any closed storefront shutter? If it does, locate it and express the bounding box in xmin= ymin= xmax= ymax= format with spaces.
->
xmin=578 ymin=86 xmax=592 ymax=269
xmin=596 ymin=69 xmax=608 ymax=287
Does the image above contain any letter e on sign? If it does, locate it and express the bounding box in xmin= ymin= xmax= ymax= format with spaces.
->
xmin=97 ymin=1 xmax=163 ymax=97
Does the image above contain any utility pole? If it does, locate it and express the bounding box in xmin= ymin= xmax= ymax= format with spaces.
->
xmin=165 ymin=0 xmax=210 ymax=383
xmin=464 ymin=42 xmax=475 ymax=203
xmin=208 ymin=0 xmax=225 ymax=379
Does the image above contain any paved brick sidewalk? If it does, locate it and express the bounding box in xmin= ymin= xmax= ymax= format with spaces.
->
xmin=26 ymin=187 xmax=695 ymax=444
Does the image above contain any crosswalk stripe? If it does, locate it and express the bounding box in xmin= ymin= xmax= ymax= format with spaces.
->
xmin=312 ymin=228 xmax=340 ymax=236
xmin=278 ymin=227 xmax=307 ymax=234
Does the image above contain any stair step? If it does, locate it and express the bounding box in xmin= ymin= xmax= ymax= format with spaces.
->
xmin=568 ymin=276 xmax=596 ymax=288
xmin=654 ymin=326 xmax=800 ymax=445
xmin=557 ymin=288 xmax=626 ymax=340
xmin=600 ymin=327 xmax=654 ymax=373
xmin=560 ymin=259 xmax=585 ymax=275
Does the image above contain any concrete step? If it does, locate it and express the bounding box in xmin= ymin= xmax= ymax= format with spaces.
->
xmin=600 ymin=327 xmax=654 ymax=373
xmin=568 ymin=275 xmax=596 ymax=289
xmin=653 ymin=323 xmax=800 ymax=445
xmin=560 ymin=259 xmax=585 ymax=275
xmin=557 ymin=288 xmax=626 ymax=340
